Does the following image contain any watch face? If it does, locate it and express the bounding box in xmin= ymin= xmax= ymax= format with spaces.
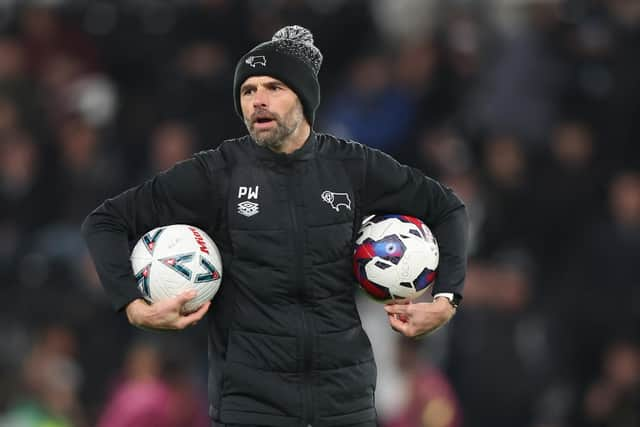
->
xmin=452 ymin=294 xmax=461 ymax=307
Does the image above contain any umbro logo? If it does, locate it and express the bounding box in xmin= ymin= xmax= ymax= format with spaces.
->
xmin=245 ymin=55 xmax=267 ymax=67
xmin=238 ymin=201 xmax=259 ymax=217
xmin=237 ymin=186 xmax=260 ymax=217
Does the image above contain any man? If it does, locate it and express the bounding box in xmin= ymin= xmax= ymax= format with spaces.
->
xmin=82 ymin=26 xmax=467 ymax=427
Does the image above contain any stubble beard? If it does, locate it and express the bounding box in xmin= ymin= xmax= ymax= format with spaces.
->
xmin=246 ymin=108 xmax=301 ymax=151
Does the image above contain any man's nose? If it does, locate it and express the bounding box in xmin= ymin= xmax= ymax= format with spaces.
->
xmin=252 ymin=88 xmax=268 ymax=108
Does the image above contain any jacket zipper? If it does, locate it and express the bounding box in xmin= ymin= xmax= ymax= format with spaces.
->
xmin=287 ymin=179 xmax=314 ymax=426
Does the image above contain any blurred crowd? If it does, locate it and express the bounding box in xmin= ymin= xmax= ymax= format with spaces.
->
xmin=0 ymin=1 xmax=639 ymax=426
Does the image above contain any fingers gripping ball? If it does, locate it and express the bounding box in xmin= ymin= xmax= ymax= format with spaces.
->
xmin=130 ymin=224 xmax=223 ymax=313
xmin=353 ymin=215 xmax=439 ymax=303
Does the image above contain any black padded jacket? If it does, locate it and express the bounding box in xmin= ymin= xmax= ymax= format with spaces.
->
xmin=81 ymin=132 xmax=468 ymax=426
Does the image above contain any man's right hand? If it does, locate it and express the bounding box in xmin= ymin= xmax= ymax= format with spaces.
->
xmin=125 ymin=290 xmax=211 ymax=331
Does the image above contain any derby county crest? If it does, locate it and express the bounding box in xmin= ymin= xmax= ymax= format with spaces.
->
xmin=245 ymin=55 xmax=267 ymax=68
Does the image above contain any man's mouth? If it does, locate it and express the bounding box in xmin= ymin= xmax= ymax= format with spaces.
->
xmin=253 ymin=115 xmax=276 ymax=129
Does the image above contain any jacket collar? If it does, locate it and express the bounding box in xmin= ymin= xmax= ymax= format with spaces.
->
xmin=252 ymin=131 xmax=317 ymax=162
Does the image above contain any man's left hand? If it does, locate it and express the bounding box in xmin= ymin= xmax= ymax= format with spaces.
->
xmin=384 ymin=297 xmax=456 ymax=338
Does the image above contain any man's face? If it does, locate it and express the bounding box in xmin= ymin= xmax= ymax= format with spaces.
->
xmin=240 ymin=76 xmax=305 ymax=151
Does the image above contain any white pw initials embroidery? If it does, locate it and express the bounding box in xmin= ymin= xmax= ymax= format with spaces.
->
xmin=237 ymin=186 xmax=260 ymax=217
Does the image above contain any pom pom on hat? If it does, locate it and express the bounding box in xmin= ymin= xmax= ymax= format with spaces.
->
xmin=272 ymin=25 xmax=315 ymax=44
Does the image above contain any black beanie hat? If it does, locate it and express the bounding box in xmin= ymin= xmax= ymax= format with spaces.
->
xmin=233 ymin=25 xmax=323 ymax=126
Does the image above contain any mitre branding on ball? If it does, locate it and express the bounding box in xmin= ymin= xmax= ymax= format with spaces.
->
xmin=130 ymin=224 xmax=223 ymax=313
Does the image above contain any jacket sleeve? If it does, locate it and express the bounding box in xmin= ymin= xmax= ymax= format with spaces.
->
xmin=81 ymin=153 xmax=222 ymax=311
xmin=361 ymin=147 xmax=468 ymax=297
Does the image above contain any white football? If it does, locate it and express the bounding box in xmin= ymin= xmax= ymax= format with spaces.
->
xmin=353 ymin=214 xmax=439 ymax=303
xmin=130 ymin=224 xmax=222 ymax=313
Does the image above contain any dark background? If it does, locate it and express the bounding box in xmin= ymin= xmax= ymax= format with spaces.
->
xmin=0 ymin=1 xmax=638 ymax=426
